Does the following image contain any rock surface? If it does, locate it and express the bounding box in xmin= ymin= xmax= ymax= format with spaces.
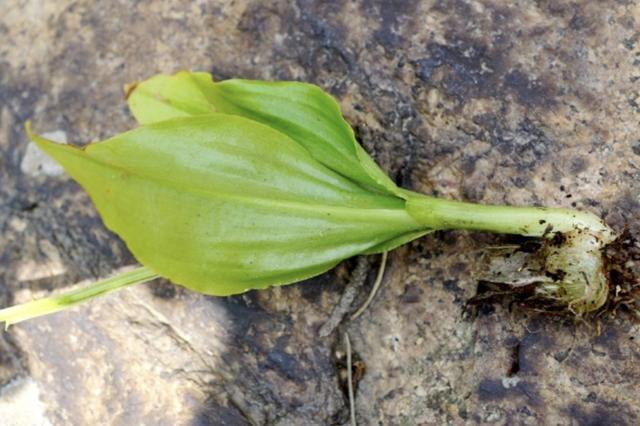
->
xmin=1 ymin=0 xmax=639 ymax=424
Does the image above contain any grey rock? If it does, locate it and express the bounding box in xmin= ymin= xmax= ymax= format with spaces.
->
xmin=20 ymin=131 xmax=67 ymax=178
xmin=1 ymin=0 xmax=639 ymax=425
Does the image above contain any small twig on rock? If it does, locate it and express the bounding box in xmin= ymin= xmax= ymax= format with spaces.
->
xmin=344 ymin=332 xmax=356 ymax=426
xmin=319 ymin=256 xmax=370 ymax=337
xmin=351 ymin=252 xmax=388 ymax=320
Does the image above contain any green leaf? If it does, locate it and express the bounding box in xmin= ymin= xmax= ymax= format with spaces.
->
xmin=30 ymin=115 xmax=425 ymax=296
xmin=126 ymin=72 xmax=217 ymax=122
xmin=127 ymin=71 xmax=403 ymax=197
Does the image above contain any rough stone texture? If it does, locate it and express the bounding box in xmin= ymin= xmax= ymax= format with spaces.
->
xmin=1 ymin=0 xmax=639 ymax=424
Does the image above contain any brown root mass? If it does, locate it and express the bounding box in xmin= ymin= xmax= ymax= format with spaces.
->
xmin=470 ymin=227 xmax=640 ymax=320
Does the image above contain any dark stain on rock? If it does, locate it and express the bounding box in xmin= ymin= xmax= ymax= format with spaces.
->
xmin=0 ymin=82 xmax=41 ymax=122
xmin=6 ymin=194 xmax=40 ymax=213
xmin=0 ymin=332 xmax=26 ymax=387
xmin=237 ymin=4 xmax=282 ymax=44
xmin=309 ymin=46 xmax=350 ymax=95
xmin=593 ymin=325 xmax=625 ymax=361
xmin=28 ymin=201 xmax=131 ymax=281
xmin=568 ymin=13 xmax=594 ymax=33
xmin=569 ymin=156 xmax=588 ymax=175
xmin=606 ymin=192 xmax=640 ymax=230
xmin=449 ymin=261 xmax=468 ymax=275
xmin=192 ymin=397 xmax=254 ymax=426
xmin=285 ymin=0 xmax=356 ymax=94
xmin=472 ymin=114 xmax=555 ymax=168
xmin=623 ymin=36 xmax=638 ymax=51
xmin=215 ymin=290 xmax=339 ymax=422
xmin=414 ymin=55 xmax=441 ymax=82
xmin=148 ymin=278 xmax=177 ymax=300
xmin=567 ymin=401 xmax=637 ymax=426
xmin=431 ymin=0 xmax=473 ymax=19
xmin=442 ymin=279 xmax=462 ymax=294
xmin=209 ymin=64 xmax=236 ymax=82
xmin=475 ymin=301 xmax=496 ymax=316
xmin=504 ymin=69 xmax=555 ymax=108
xmin=413 ymin=2 xmax=563 ymax=111
xmin=477 ymin=378 xmax=541 ymax=406
xmin=219 ymin=292 xmax=271 ymax=337
xmin=261 ymin=336 xmax=309 ymax=384
xmin=554 ymin=348 xmax=571 ymax=363
xmin=400 ymin=283 xmax=423 ymax=303
xmin=414 ymin=41 xmax=502 ymax=102
xmin=366 ymin=0 xmax=418 ymax=49
xmin=298 ymin=269 xmax=342 ymax=303
xmin=512 ymin=175 xmax=529 ymax=189
xmin=535 ymin=1 xmax=571 ymax=17
xmin=442 ymin=279 xmax=464 ymax=304
xmin=415 ymin=41 xmax=557 ymax=109
xmin=517 ymin=331 xmax=550 ymax=375
xmin=461 ymin=157 xmax=477 ymax=176
xmin=628 ymin=94 xmax=640 ymax=113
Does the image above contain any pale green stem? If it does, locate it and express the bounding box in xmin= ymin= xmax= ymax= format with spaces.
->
xmin=0 ymin=266 xmax=158 ymax=327
xmin=406 ymin=194 xmax=616 ymax=314
xmin=406 ymin=194 xmax=614 ymax=241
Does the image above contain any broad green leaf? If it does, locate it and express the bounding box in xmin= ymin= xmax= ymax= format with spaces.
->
xmin=31 ymin=115 xmax=426 ymax=295
xmin=126 ymin=71 xmax=403 ymax=197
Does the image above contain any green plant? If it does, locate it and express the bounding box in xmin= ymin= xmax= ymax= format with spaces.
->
xmin=0 ymin=71 xmax=617 ymax=325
